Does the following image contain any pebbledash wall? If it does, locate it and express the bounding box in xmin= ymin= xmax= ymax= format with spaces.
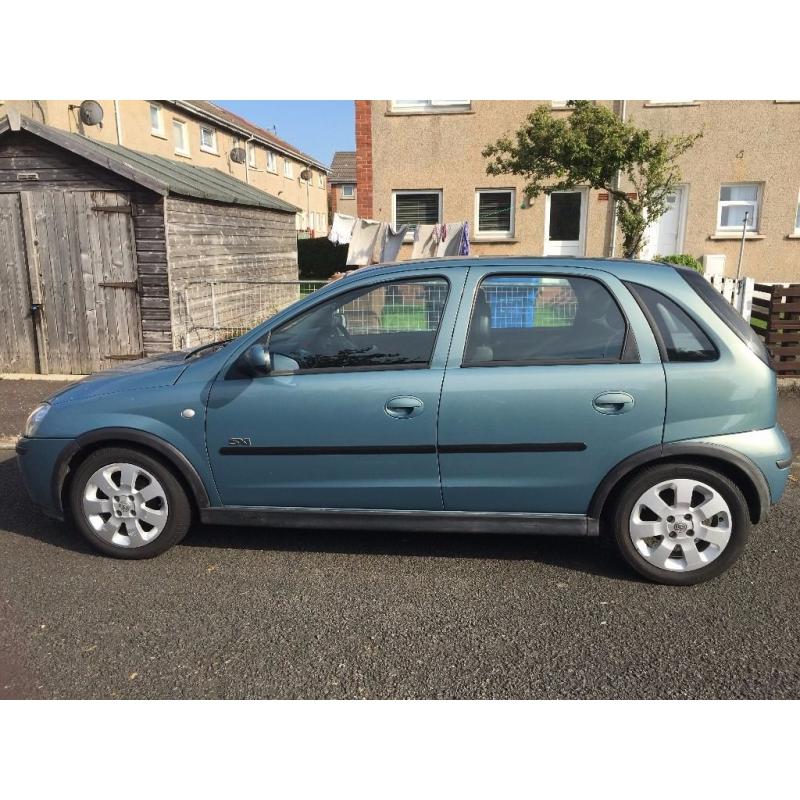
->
xmin=356 ymin=100 xmax=800 ymax=283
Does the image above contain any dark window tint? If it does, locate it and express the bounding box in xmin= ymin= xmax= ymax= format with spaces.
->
xmin=631 ymin=284 xmax=717 ymax=362
xmin=464 ymin=275 xmax=626 ymax=364
xmin=266 ymin=278 xmax=449 ymax=372
xmin=548 ymin=192 xmax=582 ymax=241
xmin=677 ymin=267 xmax=771 ymax=366
xmin=394 ymin=193 xmax=440 ymax=230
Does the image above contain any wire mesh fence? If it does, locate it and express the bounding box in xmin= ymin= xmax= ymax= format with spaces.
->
xmin=176 ymin=279 xmax=327 ymax=347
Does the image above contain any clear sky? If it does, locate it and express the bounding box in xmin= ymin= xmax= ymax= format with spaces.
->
xmin=213 ymin=101 xmax=354 ymax=167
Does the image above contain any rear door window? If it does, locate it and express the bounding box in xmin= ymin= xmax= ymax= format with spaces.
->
xmin=464 ymin=275 xmax=628 ymax=364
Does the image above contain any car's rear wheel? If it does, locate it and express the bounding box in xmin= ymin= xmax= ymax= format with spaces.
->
xmin=69 ymin=447 xmax=191 ymax=559
xmin=611 ymin=463 xmax=750 ymax=585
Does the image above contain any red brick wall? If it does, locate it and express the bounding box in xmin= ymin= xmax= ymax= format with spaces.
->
xmin=355 ymin=100 xmax=373 ymax=218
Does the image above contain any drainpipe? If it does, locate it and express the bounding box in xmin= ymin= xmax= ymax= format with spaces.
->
xmin=244 ymin=134 xmax=255 ymax=184
xmin=113 ymin=100 xmax=123 ymax=145
xmin=609 ymin=99 xmax=626 ymax=257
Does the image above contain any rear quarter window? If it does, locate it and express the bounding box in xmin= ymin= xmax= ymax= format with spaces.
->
xmin=626 ymin=283 xmax=717 ymax=362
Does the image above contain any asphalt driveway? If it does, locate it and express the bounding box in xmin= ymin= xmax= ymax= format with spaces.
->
xmin=0 ymin=383 xmax=798 ymax=699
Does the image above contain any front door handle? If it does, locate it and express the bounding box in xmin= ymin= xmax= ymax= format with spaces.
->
xmin=593 ymin=391 xmax=635 ymax=414
xmin=385 ymin=396 xmax=424 ymax=419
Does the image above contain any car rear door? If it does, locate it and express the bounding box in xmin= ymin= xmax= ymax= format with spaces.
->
xmin=206 ymin=269 xmax=464 ymax=510
xmin=436 ymin=265 xmax=666 ymax=515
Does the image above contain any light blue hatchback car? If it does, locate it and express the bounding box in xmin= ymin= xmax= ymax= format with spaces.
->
xmin=17 ymin=257 xmax=791 ymax=585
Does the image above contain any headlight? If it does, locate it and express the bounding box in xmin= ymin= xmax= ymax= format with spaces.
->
xmin=24 ymin=403 xmax=50 ymax=438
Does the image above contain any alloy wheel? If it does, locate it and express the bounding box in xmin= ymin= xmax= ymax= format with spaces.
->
xmin=82 ymin=462 xmax=170 ymax=548
xmin=628 ymin=477 xmax=732 ymax=572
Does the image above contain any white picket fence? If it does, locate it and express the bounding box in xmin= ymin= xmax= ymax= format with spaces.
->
xmin=707 ymin=275 xmax=755 ymax=321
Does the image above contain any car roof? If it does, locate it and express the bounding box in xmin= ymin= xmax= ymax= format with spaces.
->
xmin=345 ymin=255 xmax=678 ymax=286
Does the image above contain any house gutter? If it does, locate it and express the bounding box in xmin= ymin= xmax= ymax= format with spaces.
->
xmin=609 ymin=99 xmax=626 ymax=257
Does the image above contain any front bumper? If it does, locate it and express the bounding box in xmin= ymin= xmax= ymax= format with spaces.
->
xmin=16 ymin=436 xmax=75 ymax=520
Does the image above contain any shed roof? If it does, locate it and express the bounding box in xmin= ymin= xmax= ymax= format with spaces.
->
xmin=329 ymin=151 xmax=356 ymax=184
xmin=0 ymin=112 xmax=300 ymax=213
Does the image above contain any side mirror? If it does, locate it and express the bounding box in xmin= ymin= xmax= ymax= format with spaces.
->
xmin=243 ymin=344 xmax=272 ymax=376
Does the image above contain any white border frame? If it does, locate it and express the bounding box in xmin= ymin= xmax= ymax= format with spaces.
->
xmin=149 ymin=103 xmax=166 ymax=139
xmin=474 ymin=188 xmax=516 ymax=239
xmin=199 ymin=124 xmax=218 ymax=155
xmin=341 ymin=184 xmax=355 ymax=199
xmin=172 ymin=118 xmax=190 ymax=157
xmin=391 ymin=189 xmax=443 ymax=238
xmin=543 ymin=188 xmax=588 ymax=255
xmin=643 ymin=184 xmax=689 ymax=258
xmin=717 ymin=182 xmax=761 ymax=232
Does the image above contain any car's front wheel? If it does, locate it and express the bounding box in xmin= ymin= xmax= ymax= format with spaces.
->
xmin=611 ymin=463 xmax=750 ymax=585
xmin=69 ymin=447 xmax=192 ymax=558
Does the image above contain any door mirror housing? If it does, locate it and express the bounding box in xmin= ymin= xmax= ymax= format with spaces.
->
xmin=243 ymin=344 xmax=272 ymax=376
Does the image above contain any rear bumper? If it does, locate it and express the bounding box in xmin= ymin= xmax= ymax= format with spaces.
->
xmin=16 ymin=436 xmax=75 ymax=520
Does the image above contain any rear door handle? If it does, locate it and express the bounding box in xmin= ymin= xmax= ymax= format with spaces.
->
xmin=385 ymin=396 xmax=424 ymax=419
xmin=593 ymin=391 xmax=635 ymax=414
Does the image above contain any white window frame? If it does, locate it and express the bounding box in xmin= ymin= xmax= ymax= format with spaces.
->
xmin=318 ymin=173 xmax=325 ymax=189
xmin=284 ymin=158 xmax=294 ymax=179
xmin=392 ymin=189 xmax=443 ymax=239
xmin=246 ymin=142 xmax=257 ymax=169
xmin=550 ymin=100 xmax=570 ymax=109
xmin=341 ymin=184 xmax=355 ymax=199
xmin=794 ymin=189 xmax=800 ymax=234
xmin=390 ymin=100 xmax=471 ymax=113
xmin=266 ymin=150 xmax=277 ymax=173
xmin=150 ymin=104 xmax=165 ymax=138
xmin=199 ymin=125 xmax=218 ymax=154
xmin=645 ymin=100 xmax=699 ymax=107
xmin=474 ymin=188 xmax=516 ymax=239
xmin=172 ymin=119 xmax=190 ymax=157
xmin=717 ymin=183 xmax=761 ymax=232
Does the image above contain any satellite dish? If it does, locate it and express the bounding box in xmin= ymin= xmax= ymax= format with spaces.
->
xmin=300 ymin=168 xmax=312 ymax=181
xmin=79 ymin=100 xmax=104 ymax=127
xmin=230 ymin=147 xmax=246 ymax=164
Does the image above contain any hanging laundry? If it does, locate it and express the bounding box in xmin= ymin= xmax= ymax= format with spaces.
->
xmin=328 ymin=213 xmax=357 ymax=245
xmin=459 ymin=221 xmax=470 ymax=256
xmin=436 ymin=222 xmax=466 ymax=256
xmin=382 ymin=224 xmax=410 ymax=262
xmin=411 ymin=224 xmax=438 ymax=259
xmin=346 ymin=219 xmax=384 ymax=266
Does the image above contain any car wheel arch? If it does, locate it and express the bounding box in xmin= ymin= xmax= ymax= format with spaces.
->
xmin=54 ymin=428 xmax=211 ymax=518
xmin=590 ymin=443 xmax=769 ymax=527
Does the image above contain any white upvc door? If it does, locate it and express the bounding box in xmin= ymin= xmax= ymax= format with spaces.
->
xmin=641 ymin=186 xmax=687 ymax=260
xmin=543 ymin=189 xmax=587 ymax=256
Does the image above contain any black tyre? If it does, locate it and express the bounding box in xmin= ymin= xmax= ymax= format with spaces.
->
xmin=68 ymin=446 xmax=192 ymax=559
xmin=610 ymin=462 xmax=750 ymax=586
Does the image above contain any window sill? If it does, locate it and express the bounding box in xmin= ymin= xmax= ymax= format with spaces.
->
xmin=199 ymin=146 xmax=219 ymax=156
xmin=787 ymin=233 xmax=800 ymax=239
xmin=471 ymin=237 xmax=519 ymax=244
xmin=709 ymin=232 xmax=764 ymax=240
xmin=385 ymin=107 xmax=474 ymax=117
xmin=644 ymin=102 xmax=701 ymax=108
xmin=151 ymin=131 xmax=167 ymax=140
xmin=174 ymin=150 xmax=192 ymax=159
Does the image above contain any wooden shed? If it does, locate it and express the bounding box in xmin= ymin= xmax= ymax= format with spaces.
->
xmin=0 ymin=112 xmax=299 ymax=375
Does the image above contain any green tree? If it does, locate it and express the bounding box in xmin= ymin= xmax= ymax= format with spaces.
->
xmin=482 ymin=101 xmax=702 ymax=258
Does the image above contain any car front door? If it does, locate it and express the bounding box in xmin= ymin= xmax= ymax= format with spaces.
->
xmin=436 ymin=266 xmax=666 ymax=515
xmin=206 ymin=271 xmax=462 ymax=510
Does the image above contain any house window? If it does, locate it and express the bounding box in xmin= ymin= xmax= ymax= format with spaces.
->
xmin=173 ymin=119 xmax=189 ymax=156
xmin=795 ymin=191 xmax=800 ymax=233
xmin=551 ymin=101 xmax=570 ymax=108
xmin=266 ymin=150 xmax=277 ymax=172
xmin=717 ymin=184 xmax=760 ymax=231
xmin=284 ymin=158 xmax=294 ymax=179
xmin=318 ymin=173 xmax=325 ymax=189
xmin=150 ymin=104 xmax=165 ymax=137
xmin=475 ymin=189 xmax=515 ymax=238
xmin=391 ymin=100 xmax=470 ymax=112
xmin=392 ymin=190 xmax=442 ymax=234
xmin=247 ymin=142 xmax=257 ymax=168
xmin=341 ymin=184 xmax=355 ymax=199
xmin=199 ymin=125 xmax=217 ymax=153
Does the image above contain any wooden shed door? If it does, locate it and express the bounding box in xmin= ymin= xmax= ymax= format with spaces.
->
xmin=25 ymin=190 xmax=143 ymax=374
xmin=0 ymin=194 xmax=38 ymax=372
